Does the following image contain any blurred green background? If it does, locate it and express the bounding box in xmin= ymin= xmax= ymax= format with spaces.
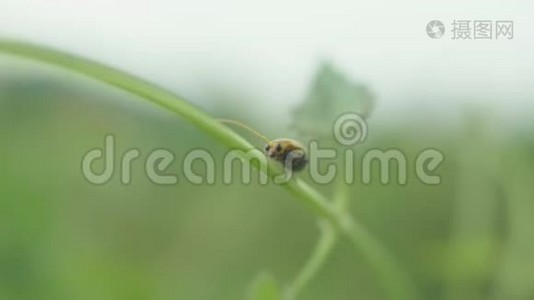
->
xmin=1 ymin=56 xmax=533 ymax=300
xmin=1 ymin=0 xmax=534 ymax=299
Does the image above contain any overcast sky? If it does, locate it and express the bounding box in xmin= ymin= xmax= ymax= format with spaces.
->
xmin=1 ymin=0 xmax=533 ymax=128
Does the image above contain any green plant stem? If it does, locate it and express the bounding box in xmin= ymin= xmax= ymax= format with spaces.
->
xmin=0 ymin=39 xmax=417 ymax=300
xmin=284 ymin=172 xmax=350 ymax=300
xmin=284 ymin=221 xmax=337 ymax=300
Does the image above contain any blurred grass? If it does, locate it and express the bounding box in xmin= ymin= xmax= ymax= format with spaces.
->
xmin=0 ymin=59 xmax=533 ymax=300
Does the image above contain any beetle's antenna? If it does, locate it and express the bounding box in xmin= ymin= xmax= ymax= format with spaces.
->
xmin=218 ymin=119 xmax=270 ymax=144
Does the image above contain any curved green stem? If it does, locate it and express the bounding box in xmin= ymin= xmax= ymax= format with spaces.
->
xmin=284 ymin=221 xmax=337 ymax=300
xmin=284 ymin=172 xmax=350 ymax=300
xmin=0 ymin=39 xmax=417 ymax=300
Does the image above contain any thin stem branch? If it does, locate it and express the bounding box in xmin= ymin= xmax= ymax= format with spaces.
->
xmin=0 ymin=39 xmax=418 ymax=300
xmin=284 ymin=172 xmax=351 ymax=300
xmin=284 ymin=221 xmax=337 ymax=300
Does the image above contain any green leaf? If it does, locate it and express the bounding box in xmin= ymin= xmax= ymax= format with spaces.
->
xmin=292 ymin=61 xmax=374 ymax=137
xmin=247 ymin=272 xmax=281 ymax=300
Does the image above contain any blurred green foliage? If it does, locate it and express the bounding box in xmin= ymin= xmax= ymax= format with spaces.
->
xmin=292 ymin=61 xmax=374 ymax=137
xmin=247 ymin=273 xmax=280 ymax=300
xmin=0 ymin=59 xmax=533 ymax=300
